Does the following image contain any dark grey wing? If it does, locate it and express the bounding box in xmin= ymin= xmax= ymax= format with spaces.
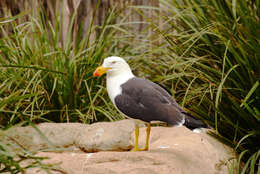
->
xmin=147 ymin=79 xmax=208 ymax=129
xmin=114 ymin=78 xmax=184 ymax=125
xmin=146 ymin=79 xmax=208 ymax=129
xmin=148 ymin=80 xmax=188 ymax=112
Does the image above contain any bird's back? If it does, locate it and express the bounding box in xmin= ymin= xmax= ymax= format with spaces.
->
xmin=114 ymin=77 xmax=185 ymax=126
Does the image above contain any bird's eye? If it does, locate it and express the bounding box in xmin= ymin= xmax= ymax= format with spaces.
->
xmin=111 ymin=61 xmax=116 ymax=64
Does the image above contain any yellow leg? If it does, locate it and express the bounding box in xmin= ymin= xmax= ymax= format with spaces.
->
xmin=132 ymin=123 xmax=151 ymax=151
xmin=143 ymin=123 xmax=151 ymax=151
xmin=132 ymin=124 xmax=141 ymax=151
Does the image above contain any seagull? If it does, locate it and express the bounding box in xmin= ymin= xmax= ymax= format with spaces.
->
xmin=93 ymin=56 xmax=207 ymax=151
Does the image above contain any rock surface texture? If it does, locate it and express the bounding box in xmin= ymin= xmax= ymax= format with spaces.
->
xmin=4 ymin=120 xmax=233 ymax=174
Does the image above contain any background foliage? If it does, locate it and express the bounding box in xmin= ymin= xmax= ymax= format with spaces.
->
xmin=0 ymin=1 xmax=125 ymax=126
xmin=0 ymin=0 xmax=259 ymax=173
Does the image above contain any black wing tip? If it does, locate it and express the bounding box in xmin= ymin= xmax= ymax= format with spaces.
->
xmin=183 ymin=112 xmax=208 ymax=130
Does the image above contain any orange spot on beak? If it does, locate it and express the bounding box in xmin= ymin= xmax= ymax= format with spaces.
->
xmin=93 ymin=66 xmax=110 ymax=77
xmin=93 ymin=69 xmax=100 ymax=77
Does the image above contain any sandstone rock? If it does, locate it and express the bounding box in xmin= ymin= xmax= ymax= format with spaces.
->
xmin=3 ymin=120 xmax=234 ymax=174
xmin=4 ymin=120 xmax=141 ymax=152
xmin=77 ymin=120 xmax=142 ymax=152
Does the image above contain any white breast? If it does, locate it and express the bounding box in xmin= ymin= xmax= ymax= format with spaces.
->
xmin=106 ymin=72 xmax=134 ymax=104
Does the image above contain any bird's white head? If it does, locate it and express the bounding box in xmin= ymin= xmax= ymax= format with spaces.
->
xmin=93 ymin=56 xmax=133 ymax=77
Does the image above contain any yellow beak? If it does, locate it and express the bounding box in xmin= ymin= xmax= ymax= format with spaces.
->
xmin=93 ymin=66 xmax=110 ymax=77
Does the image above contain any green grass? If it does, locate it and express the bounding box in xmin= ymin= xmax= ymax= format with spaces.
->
xmin=0 ymin=4 xmax=126 ymax=126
